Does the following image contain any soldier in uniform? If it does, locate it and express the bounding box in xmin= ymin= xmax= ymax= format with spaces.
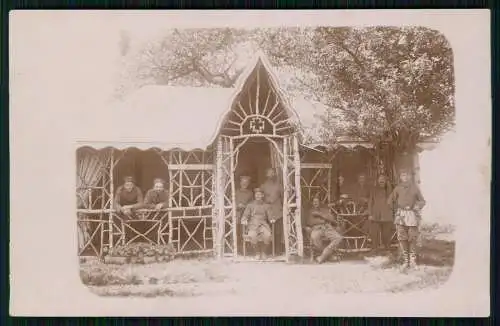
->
xmin=241 ymin=188 xmax=275 ymax=259
xmin=305 ymin=195 xmax=344 ymax=264
xmin=332 ymin=174 xmax=349 ymax=203
xmin=260 ymin=168 xmax=283 ymax=252
xmin=235 ymin=175 xmax=253 ymax=252
xmin=352 ymin=174 xmax=370 ymax=203
xmin=387 ymin=169 xmax=426 ymax=271
xmin=368 ymin=174 xmax=394 ymax=252
xmin=114 ymin=176 xmax=144 ymax=220
xmin=143 ymin=178 xmax=169 ymax=210
xmin=235 ymin=175 xmax=253 ymax=218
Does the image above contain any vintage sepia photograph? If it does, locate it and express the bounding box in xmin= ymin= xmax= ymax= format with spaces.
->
xmin=77 ymin=25 xmax=457 ymax=296
xmin=10 ymin=10 xmax=490 ymax=316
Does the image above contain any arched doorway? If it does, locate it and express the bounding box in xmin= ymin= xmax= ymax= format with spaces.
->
xmin=213 ymin=54 xmax=304 ymax=260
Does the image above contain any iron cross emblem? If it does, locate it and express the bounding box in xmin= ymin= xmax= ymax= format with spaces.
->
xmin=249 ymin=117 xmax=265 ymax=134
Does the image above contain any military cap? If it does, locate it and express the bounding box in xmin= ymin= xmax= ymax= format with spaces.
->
xmin=153 ymin=178 xmax=165 ymax=185
xmin=254 ymin=187 xmax=264 ymax=194
xmin=124 ymin=176 xmax=135 ymax=183
xmin=239 ymin=175 xmax=251 ymax=181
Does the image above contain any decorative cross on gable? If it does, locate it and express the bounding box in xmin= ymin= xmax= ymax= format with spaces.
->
xmin=249 ymin=117 xmax=265 ymax=134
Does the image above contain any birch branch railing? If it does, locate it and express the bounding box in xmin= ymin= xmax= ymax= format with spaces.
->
xmin=77 ymin=206 xmax=215 ymax=257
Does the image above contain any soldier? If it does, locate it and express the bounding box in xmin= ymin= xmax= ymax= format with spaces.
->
xmin=235 ymin=175 xmax=254 ymax=252
xmin=352 ymin=173 xmax=370 ymax=203
xmin=305 ymin=195 xmax=343 ymax=264
xmin=332 ymin=174 xmax=349 ymax=203
xmin=368 ymin=174 xmax=394 ymax=252
xmin=235 ymin=175 xmax=253 ymax=218
xmin=260 ymin=168 xmax=283 ymax=251
xmin=241 ymin=188 xmax=275 ymax=259
xmin=387 ymin=169 xmax=426 ymax=271
xmin=143 ymin=178 xmax=169 ymax=210
xmin=114 ymin=176 xmax=143 ymax=220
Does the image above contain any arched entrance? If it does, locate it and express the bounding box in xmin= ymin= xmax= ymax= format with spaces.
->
xmin=213 ymin=54 xmax=304 ymax=261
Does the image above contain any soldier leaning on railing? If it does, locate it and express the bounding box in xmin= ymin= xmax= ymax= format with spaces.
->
xmin=143 ymin=178 xmax=169 ymax=210
xmin=113 ymin=176 xmax=144 ymax=220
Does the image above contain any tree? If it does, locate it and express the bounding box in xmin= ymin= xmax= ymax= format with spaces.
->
xmin=122 ymin=28 xmax=268 ymax=89
xmin=264 ymin=27 xmax=454 ymax=149
xmin=262 ymin=26 xmax=455 ymax=179
xmin=119 ymin=26 xmax=455 ymax=176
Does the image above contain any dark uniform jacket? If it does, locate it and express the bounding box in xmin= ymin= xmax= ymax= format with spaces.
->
xmin=114 ymin=186 xmax=143 ymax=209
xmin=368 ymin=184 xmax=393 ymax=222
xmin=351 ymin=183 xmax=371 ymax=203
xmin=260 ymin=180 xmax=283 ymax=220
xmin=307 ymin=206 xmax=337 ymax=227
xmin=143 ymin=189 xmax=169 ymax=209
xmin=235 ymin=188 xmax=253 ymax=219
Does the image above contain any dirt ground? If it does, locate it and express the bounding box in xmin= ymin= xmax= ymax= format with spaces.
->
xmin=80 ymin=223 xmax=455 ymax=297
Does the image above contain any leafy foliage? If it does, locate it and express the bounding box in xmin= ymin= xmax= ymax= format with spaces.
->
xmin=120 ymin=27 xmax=455 ymax=152
xmin=263 ymin=26 xmax=455 ymax=150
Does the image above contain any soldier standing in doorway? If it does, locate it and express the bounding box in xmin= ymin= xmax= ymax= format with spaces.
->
xmin=235 ymin=175 xmax=254 ymax=252
xmin=260 ymin=168 xmax=283 ymax=253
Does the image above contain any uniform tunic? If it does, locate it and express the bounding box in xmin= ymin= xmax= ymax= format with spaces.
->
xmin=306 ymin=206 xmax=343 ymax=251
xmin=114 ymin=186 xmax=143 ymax=209
xmin=235 ymin=188 xmax=253 ymax=220
xmin=368 ymin=184 xmax=394 ymax=248
xmin=387 ymin=182 xmax=426 ymax=227
xmin=333 ymin=183 xmax=349 ymax=201
xmin=241 ymin=200 xmax=273 ymax=245
xmin=260 ymin=179 xmax=283 ymax=220
xmin=351 ymin=183 xmax=370 ymax=203
xmin=143 ymin=189 xmax=169 ymax=209
xmin=368 ymin=184 xmax=393 ymax=222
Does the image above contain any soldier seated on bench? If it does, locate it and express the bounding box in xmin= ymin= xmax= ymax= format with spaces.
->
xmin=241 ymin=188 xmax=275 ymax=260
xmin=305 ymin=195 xmax=343 ymax=264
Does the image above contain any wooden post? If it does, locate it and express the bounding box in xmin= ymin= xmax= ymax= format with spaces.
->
xmin=215 ymin=138 xmax=224 ymax=259
xmin=293 ymin=135 xmax=304 ymax=257
xmin=201 ymin=153 xmax=206 ymax=206
xmin=256 ymin=65 xmax=260 ymax=116
xmin=327 ymin=166 xmax=332 ymax=204
xmin=108 ymin=149 xmax=115 ymax=249
xmin=282 ymin=137 xmax=291 ymax=260
xmin=179 ymin=152 xmax=183 ymax=207
xmin=168 ymin=151 xmax=174 ymax=245
xmin=229 ymin=137 xmax=238 ymax=257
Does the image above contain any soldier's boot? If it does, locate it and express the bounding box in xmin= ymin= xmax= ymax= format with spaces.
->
xmin=398 ymin=240 xmax=409 ymax=271
xmin=261 ymin=243 xmax=271 ymax=260
xmin=252 ymin=244 xmax=260 ymax=260
xmin=408 ymin=242 xmax=418 ymax=269
xmin=316 ymin=247 xmax=334 ymax=264
xmin=256 ymin=242 xmax=264 ymax=260
xmin=399 ymin=250 xmax=410 ymax=272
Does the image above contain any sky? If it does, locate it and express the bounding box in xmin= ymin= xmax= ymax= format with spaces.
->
xmin=89 ymin=23 xmax=472 ymax=225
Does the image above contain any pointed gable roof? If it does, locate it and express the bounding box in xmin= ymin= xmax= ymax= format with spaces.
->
xmin=78 ymin=52 xmax=307 ymax=151
xmin=76 ymin=51 xmax=438 ymax=153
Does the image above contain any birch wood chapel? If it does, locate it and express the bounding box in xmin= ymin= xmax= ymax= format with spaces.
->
xmin=76 ymin=52 xmax=436 ymax=261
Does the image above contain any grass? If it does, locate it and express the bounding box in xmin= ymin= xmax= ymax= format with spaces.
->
xmin=80 ymin=222 xmax=455 ymax=297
